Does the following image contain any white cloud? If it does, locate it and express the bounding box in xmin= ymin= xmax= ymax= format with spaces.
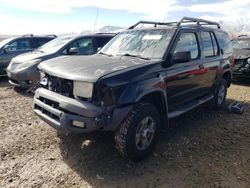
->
xmin=0 ymin=15 xmax=104 ymax=35
xmin=186 ymin=0 xmax=250 ymax=21
xmin=0 ymin=0 xmax=179 ymax=20
xmin=1 ymin=0 xmax=250 ymax=34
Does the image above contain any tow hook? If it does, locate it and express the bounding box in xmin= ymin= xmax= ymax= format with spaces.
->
xmin=95 ymin=114 xmax=112 ymax=127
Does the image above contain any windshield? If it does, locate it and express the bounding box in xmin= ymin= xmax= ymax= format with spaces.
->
xmin=100 ymin=29 xmax=175 ymax=60
xmin=232 ymin=39 xmax=250 ymax=49
xmin=0 ymin=38 xmax=14 ymax=49
xmin=37 ymin=36 xmax=74 ymax=53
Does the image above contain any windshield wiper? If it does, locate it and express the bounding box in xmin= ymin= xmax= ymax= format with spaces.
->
xmin=99 ymin=52 xmax=113 ymax=57
xmin=118 ymin=53 xmax=151 ymax=60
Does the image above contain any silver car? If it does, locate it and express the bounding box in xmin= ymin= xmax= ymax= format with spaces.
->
xmin=6 ymin=33 xmax=115 ymax=88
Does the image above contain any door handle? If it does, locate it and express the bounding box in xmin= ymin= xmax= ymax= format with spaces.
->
xmin=199 ymin=64 xmax=204 ymax=69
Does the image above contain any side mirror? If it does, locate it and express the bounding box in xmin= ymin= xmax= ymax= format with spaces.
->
xmin=3 ymin=45 xmax=10 ymax=53
xmin=172 ymin=51 xmax=191 ymax=63
xmin=68 ymin=47 xmax=79 ymax=55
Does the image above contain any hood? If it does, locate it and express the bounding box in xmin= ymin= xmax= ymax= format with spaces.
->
xmin=233 ymin=48 xmax=250 ymax=59
xmin=38 ymin=55 xmax=150 ymax=82
xmin=12 ymin=51 xmax=50 ymax=63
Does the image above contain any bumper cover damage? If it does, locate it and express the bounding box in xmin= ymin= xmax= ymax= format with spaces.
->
xmin=33 ymin=88 xmax=131 ymax=134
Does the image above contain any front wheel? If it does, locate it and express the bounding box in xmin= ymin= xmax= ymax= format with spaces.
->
xmin=212 ymin=78 xmax=228 ymax=109
xmin=114 ymin=103 xmax=160 ymax=161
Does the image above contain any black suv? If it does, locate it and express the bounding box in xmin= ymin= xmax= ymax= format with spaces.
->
xmin=0 ymin=34 xmax=56 ymax=75
xmin=33 ymin=17 xmax=233 ymax=161
xmin=232 ymin=35 xmax=250 ymax=79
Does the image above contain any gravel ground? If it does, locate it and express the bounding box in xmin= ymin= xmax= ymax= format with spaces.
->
xmin=0 ymin=77 xmax=249 ymax=188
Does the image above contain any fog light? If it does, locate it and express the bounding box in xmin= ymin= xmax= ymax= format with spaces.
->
xmin=72 ymin=120 xmax=86 ymax=128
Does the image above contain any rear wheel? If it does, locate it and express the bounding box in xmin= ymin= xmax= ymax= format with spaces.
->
xmin=114 ymin=103 xmax=160 ymax=161
xmin=212 ymin=78 xmax=227 ymax=109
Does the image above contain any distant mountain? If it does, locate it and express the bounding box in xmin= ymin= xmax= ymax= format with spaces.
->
xmin=97 ymin=25 xmax=126 ymax=33
xmin=79 ymin=25 xmax=126 ymax=35
xmin=0 ymin=34 xmax=18 ymax=41
xmin=220 ymin=19 xmax=250 ymax=38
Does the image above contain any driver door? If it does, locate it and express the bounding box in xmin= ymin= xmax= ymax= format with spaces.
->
xmin=167 ymin=30 xmax=207 ymax=111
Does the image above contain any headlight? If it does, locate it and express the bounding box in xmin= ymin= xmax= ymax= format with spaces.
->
xmin=16 ymin=59 xmax=42 ymax=71
xmin=73 ymin=81 xmax=93 ymax=98
xmin=40 ymin=71 xmax=48 ymax=86
xmin=247 ymin=58 xmax=250 ymax=64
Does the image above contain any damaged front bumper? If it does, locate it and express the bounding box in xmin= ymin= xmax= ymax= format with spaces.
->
xmin=33 ymin=88 xmax=132 ymax=134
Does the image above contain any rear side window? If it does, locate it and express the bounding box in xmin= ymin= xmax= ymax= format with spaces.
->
xmin=174 ymin=32 xmax=199 ymax=60
xmin=201 ymin=32 xmax=214 ymax=57
xmin=216 ymin=31 xmax=232 ymax=55
xmin=201 ymin=32 xmax=219 ymax=57
xmin=211 ymin=32 xmax=219 ymax=56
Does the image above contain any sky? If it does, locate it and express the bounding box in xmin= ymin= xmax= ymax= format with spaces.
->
xmin=0 ymin=0 xmax=250 ymax=35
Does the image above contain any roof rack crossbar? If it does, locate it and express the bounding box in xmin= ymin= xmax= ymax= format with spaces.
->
xmin=128 ymin=21 xmax=177 ymax=29
xmin=128 ymin=17 xmax=221 ymax=30
xmin=177 ymin=17 xmax=221 ymax=29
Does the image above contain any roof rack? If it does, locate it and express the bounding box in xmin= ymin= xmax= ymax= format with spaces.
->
xmin=22 ymin=34 xmax=34 ymax=37
xmin=128 ymin=16 xmax=221 ymax=30
xmin=177 ymin=17 xmax=221 ymax=29
xmin=94 ymin=32 xmax=117 ymax=35
xmin=128 ymin=21 xmax=177 ymax=29
xmin=238 ymin=34 xmax=249 ymax=38
xmin=45 ymin=34 xmax=57 ymax=38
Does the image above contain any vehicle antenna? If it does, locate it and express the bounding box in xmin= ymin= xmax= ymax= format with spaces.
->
xmin=93 ymin=8 xmax=99 ymax=33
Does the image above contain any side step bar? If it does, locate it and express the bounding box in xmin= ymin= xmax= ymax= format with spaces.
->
xmin=168 ymin=95 xmax=214 ymax=118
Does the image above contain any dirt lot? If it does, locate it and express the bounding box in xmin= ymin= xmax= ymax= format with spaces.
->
xmin=0 ymin=78 xmax=249 ymax=188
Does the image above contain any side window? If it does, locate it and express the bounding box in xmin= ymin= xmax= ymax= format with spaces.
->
xmin=211 ymin=32 xmax=219 ymax=56
xmin=95 ymin=37 xmax=112 ymax=51
xmin=174 ymin=32 xmax=199 ymax=60
xmin=201 ymin=32 xmax=214 ymax=57
xmin=216 ymin=31 xmax=232 ymax=55
xmin=8 ymin=39 xmax=32 ymax=51
xmin=67 ymin=38 xmax=94 ymax=55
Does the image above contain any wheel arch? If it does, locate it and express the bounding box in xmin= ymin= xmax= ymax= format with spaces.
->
xmin=136 ymin=90 xmax=168 ymax=127
xmin=221 ymin=70 xmax=232 ymax=87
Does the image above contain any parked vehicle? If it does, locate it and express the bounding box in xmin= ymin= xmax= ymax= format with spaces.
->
xmin=33 ymin=17 xmax=233 ymax=161
xmin=0 ymin=34 xmax=56 ymax=75
xmin=232 ymin=35 xmax=250 ymax=79
xmin=6 ymin=33 xmax=115 ymax=88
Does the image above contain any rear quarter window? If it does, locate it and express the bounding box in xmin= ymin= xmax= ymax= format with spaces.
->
xmin=215 ymin=31 xmax=232 ymax=55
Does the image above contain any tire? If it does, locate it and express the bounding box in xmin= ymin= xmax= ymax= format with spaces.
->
xmin=114 ymin=103 xmax=160 ymax=161
xmin=211 ymin=78 xmax=228 ymax=109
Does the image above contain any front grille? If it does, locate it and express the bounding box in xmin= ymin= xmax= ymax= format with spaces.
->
xmin=39 ymin=97 xmax=59 ymax=109
xmin=46 ymin=75 xmax=74 ymax=98
xmin=234 ymin=59 xmax=246 ymax=69
xmin=34 ymin=104 xmax=60 ymax=122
